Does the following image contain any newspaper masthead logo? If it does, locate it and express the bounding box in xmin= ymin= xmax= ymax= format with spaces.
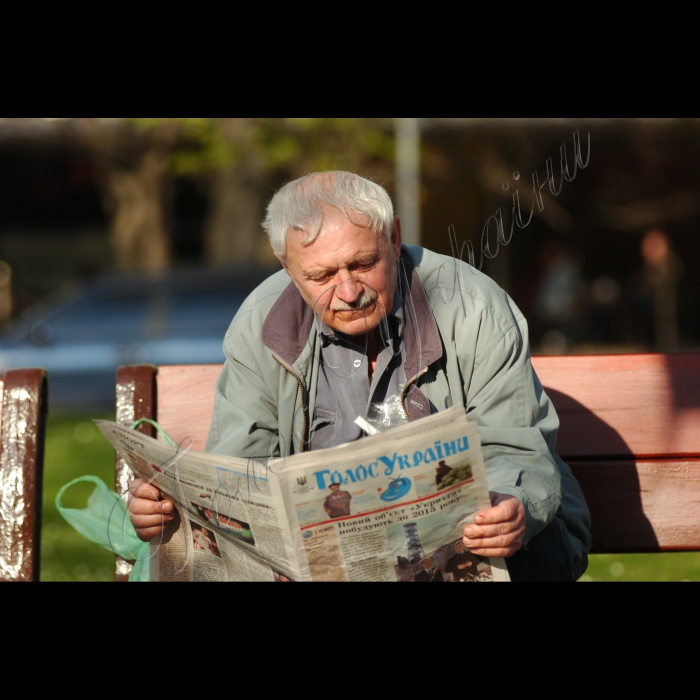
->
xmin=379 ymin=477 xmax=411 ymax=502
xmin=311 ymin=436 xmax=470 ymax=490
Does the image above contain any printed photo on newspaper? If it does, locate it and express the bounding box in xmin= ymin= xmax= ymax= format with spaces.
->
xmin=96 ymin=404 xmax=510 ymax=582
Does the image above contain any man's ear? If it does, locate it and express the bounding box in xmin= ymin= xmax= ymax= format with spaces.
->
xmin=275 ymin=253 xmax=291 ymax=277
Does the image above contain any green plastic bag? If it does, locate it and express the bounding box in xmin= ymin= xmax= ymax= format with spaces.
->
xmin=55 ymin=476 xmax=151 ymax=582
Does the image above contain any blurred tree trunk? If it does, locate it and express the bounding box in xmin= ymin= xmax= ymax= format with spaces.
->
xmin=81 ymin=119 xmax=178 ymax=272
xmin=204 ymin=165 xmax=266 ymax=265
xmin=203 ymin=119 xmax=268 ymax=266
xmin=107 ymin=150 xmax=171 ymax=271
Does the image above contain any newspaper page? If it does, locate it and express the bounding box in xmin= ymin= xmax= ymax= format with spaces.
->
xmin=96 ymin=405 xmax=510 ymax=582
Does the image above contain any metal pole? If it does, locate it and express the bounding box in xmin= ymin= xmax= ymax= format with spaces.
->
xmin=395 ymin=117 xmax=421 ymax=246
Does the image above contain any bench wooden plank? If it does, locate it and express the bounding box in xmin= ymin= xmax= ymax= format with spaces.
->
xmin=156 ymin=364 xmax=220 ymax=451
xmin=532 ymin=353 xmax=700 ymax=459
xmin=154 ymin=355 xmax=700 ymax=461
xmin=0 ymin=368 xmax=48 ymax=582
xmin=572 ymin=459 xmax=700 ymax=553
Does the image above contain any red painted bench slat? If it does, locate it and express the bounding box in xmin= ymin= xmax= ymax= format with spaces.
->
xmin=532 ymin=353 xmax=700 ymax=460
xmin=155 ymin=364 xmax=220 ymax=452
xmin=572 ymin=458 xmax=700 ymax=552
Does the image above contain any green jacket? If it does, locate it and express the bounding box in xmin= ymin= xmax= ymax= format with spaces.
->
xmin=206 ymin=245 xmax=591 ymax=578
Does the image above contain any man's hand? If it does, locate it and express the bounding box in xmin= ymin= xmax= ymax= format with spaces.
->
xmin=462 ymin=491 xmax=526 ymax=558
xmin=128 ymin=478 xmax=176 ymax=542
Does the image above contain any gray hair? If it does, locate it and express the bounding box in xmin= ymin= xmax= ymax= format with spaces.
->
xmin=262 ymin=171 xmax=395 ymax=258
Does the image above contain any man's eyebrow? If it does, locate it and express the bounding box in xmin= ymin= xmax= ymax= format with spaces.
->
xmin=303 ymin=266 xmax=336 ymax=280
xmin=302 ymin=254 xmax=378 ymax=280
xmin=349 ymin=254 xmax=376 ymax=265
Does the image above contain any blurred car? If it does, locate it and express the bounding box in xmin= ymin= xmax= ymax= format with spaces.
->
xmin=0 ymin=266 xmax=273 ymax=411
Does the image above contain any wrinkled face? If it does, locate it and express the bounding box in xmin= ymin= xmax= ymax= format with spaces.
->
xmin=278 ymin=208 xmax=402 ymax=336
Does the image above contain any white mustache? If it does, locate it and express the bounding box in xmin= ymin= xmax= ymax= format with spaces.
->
xmin=329 ymin=288 xmax=377 ymax=312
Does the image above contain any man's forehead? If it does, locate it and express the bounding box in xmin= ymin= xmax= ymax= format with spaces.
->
xmin=289 ymin=230 xmax=384 ymax=271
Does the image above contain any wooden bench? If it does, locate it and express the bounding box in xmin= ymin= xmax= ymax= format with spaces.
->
xmin=531 ymin=353 xmax=700 ymax=553
xmin=114 ymin=352 xmax=700 ymax=579
xmin=0 ymin=368 xmax=48 ymax=582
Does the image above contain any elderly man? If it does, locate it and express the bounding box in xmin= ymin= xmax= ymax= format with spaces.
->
xmin=128 ymin=171 xmax=590 ymax=581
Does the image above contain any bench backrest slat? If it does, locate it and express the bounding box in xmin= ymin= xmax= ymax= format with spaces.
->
xmin=531 ymin=353 xmax=700 ymax=460
xmin=156 ymin=365 xmax=220 ymax=451
xmin=574 ymin=458 xmax=700 ymax=551
xmin=154 ymin=355 xmax=700 ymax=462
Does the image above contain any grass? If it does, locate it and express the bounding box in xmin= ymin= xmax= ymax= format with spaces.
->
xmin=40 ymin=412 xmax=700 ymax=582
xmin=581 ymin=552 xmax=700 ymax=582
xmin=41 ymin=410 xmax=117 ymax=581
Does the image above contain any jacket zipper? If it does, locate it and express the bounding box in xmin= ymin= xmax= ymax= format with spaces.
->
xmin=272 ymin=354 xmax=308 ymax=453
xmin=401 ymin=368 xmax=428 ymax=421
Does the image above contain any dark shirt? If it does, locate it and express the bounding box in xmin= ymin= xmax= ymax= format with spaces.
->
xmin=311 ymin=292 xmax=407 ymax=451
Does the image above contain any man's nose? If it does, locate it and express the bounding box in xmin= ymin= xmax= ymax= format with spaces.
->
xmin=334 ymin=277 xmax=364 ymax=303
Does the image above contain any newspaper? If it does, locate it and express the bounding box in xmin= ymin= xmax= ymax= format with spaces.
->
xmin=96 ymin=404 xmax=510 ymax=582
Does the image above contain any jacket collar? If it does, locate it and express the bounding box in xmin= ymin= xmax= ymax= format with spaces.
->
xmin=397 ymin=254 xmax=443 ymax=381
xmin=261 ymin=247 xmax=443 ymax=377
xmin=261 ymin=279 xmax=315 ymax=368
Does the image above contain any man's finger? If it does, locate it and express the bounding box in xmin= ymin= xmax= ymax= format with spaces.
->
xmin=463 ymin=531 xmax=524 ymax=557
xmin=474 ymin=494 xmax=519 ymax=525
xmin=463 ymin=520 xmax=516 ymax=540
xmin=463 ymin=492 xmax=526 ymax=558
xmin=463 ymin=530 xmax=521 ymax=549
xmin=130 ymin=511 xmax=175 ymax=529
xmin=130 ymin=479 xmax=162 ymax=501
xmin=135 ymin=524 xmax=169 ymax=542
xmin=466 ymin=544 xmax=521 ymax=558
xmin=129 ymin=498 xmax=175 ymax=518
